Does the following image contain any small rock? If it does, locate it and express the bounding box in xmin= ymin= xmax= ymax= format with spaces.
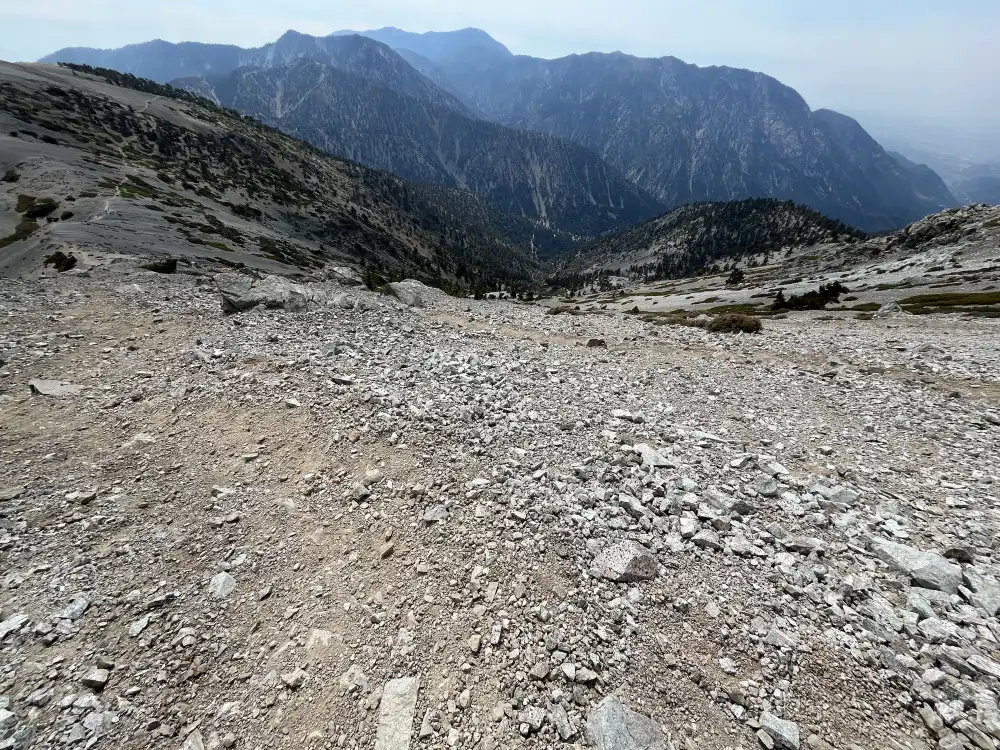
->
xmin=592 ymin=541 xmax=658 ymax=582
xmin=208 ymin=572 xmax=236 ymax=600
xmin=81 ymin=668 xmax=110 ymax=691
xmin=281 ymin=667 xmax=308 ymax=690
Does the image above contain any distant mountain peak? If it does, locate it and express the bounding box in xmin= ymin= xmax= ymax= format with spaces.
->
xmin=331 ymin=27 xmax=512 ymax=64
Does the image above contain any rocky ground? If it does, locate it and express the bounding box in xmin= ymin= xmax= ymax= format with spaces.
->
xmin=2 ymin=262 xmax=1000 ymax=750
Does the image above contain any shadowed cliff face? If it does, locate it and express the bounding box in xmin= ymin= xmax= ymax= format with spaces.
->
xmin=430 ymin=49 xmax=957 ymax=231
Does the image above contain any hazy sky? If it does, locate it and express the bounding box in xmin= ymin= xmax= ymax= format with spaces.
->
xmin=2 ymin=0 xmax=997 ymax=157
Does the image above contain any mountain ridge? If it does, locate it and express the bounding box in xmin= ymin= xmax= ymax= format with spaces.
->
xmin=555 ymin=198 xmax=867 ymax=284
xmin=40 ymin=27 xmax=961 ymax=232
xmin=419 ymin=46 xmax=958 ymax=230
xmin=172 ymin=58 xmax=664 ymax=239
xmin=0 ymin=61 xmax=555 ymax=286
xmin=41 ymin=31 xmax=472 ymax=116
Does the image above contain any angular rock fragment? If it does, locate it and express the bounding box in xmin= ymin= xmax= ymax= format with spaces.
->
xmin=281 ymin=667 xmax=308 ymax=690
xmin=0 ymin=613 xmax=30 ymax=642
xmin=592 ymin=541 xmax=658 ymax=582
xmin=208 ymin=572 xmax=236 ymax=600
xmin=28 ymin=378 xmax=83 ymax=397
xmin=871 ymin=539 xmax=961 ymax=594
xmin=0 ymin=485 xmax=25 ymax=502
xmin=81 ymin=668 xmax=110 ymax=691
xmin=962 ymin=568 xmax=1000 ymax=616
xmin=374 ymin=676 xmax=419 ymax=750
xmin=421 ymin=504 xmax=448 ymax=524
xmin=587 ymin=695 xmax=667 ymax=750
xmin=634 ymin=443 xmax=673 ymax=468
xmin=759 ymin=711 xmax=800 ymax=750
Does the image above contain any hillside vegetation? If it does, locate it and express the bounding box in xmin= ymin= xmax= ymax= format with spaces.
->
xmin=554 ymin=198 xmax=866 ymax=287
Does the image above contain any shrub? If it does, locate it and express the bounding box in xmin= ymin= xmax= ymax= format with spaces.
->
xmin=43 ymin=251 xmax=77 ymax=272
xmin=1 ymin=169 xmax=19 ymax=183
xmin=0 ymin=218 xmax=39 ymax=248
xmin=708 ymin=313 xmax=763 ymax=334
xmin=142 ymin=258 xmax=178 ymax=274
xmin=726 ymin=267 xmax=745 ymax=286
xmin=772 ymin=281 xmax=849 ymax=311
xmin=23 ymin=198 xmax=59 ymax=219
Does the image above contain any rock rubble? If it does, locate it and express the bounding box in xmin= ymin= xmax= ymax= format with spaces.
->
xmin=0 ymin=266 xmax=999 ymax=750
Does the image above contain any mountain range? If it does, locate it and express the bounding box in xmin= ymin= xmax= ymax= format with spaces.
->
xmin=172 ymin=57 xmax=662 ymax=240
xmin=40 ymin=27 xmax=963 ymax=234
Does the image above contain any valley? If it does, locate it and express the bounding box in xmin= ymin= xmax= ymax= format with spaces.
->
xmin=0 ymin=22 xmax=999 ymax=750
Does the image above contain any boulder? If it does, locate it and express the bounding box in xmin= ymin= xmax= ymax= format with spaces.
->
xmin=329 ymin=266 xmax=364 ymax=286
xmin=593 ymin=541 xmax=658 ymax=582
xmin=873 ymin=301 xmax=907 ymax=319
xmin=587 ymin=695 xmax=667 ymax=750
xmin=759 ymin=712 xmax=800 ymax=750
xmin=385 ymin=279 xmax=444 ymax=308
xmin=215 ymin=272 xmax=312 ymax=314
xmin=871 ymin=539 xmax=961 ymax=594
xmin=29 ymin=379 xmax=83 ymax=397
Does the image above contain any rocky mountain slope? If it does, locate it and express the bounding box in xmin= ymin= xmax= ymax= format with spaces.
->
xmin=434 ymin=50 xmax=957 ymax=231
xmin=0 ymin=62 xmax=552 ymax=285
xmin=952 ymin=163 xmax=1000 ymax=207
xmin=560 ymin=203 xmax=1000 ymax=325
xmin=558 ymin=198 xmax=866 ymax=282
xmin=332 ymin=29 xmax=957 ymax=232
xmin=174 ymin=59 xmax=663 ymax=239
xmin=1 ymin=239 xmax=999 ymax=750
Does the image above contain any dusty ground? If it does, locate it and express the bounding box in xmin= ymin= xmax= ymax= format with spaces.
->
xmin=1 ymin=264 xmax=1000 ymax=750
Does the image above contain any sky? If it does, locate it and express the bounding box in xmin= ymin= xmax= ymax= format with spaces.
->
xmin=1 ymin=0 xmax=997 ymax=160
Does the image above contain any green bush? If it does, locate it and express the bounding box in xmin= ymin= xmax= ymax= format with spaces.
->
xmin=23 ymin=198 xmax=59 ymax=219
xmin=708 ymin=313 xmax=763 ymax=334
xmin=0 ymin=218 xmax=40 ymax=248
xmin=772 ymin=282 xmax=849 ymax=311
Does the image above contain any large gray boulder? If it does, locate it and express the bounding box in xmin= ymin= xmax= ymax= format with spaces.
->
xmin=215 ymin=272 xmax=311 ymax=314
xmin=592 ymin=541 xmax=658 ymax=582
xmin=873 ymin=301 xmax=908 ymax=319
xmin=759 ymin=712 xmax=800 ymax=750
xmin=328 ymin=266 xmax=364 ymax=286
xmin=587 ymin=695 xmax=667 ymax=750
xmin=871 ymin=539 xmax=962 ymax=594
xmin=385 ymin=279 xmax=445 ymax=308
